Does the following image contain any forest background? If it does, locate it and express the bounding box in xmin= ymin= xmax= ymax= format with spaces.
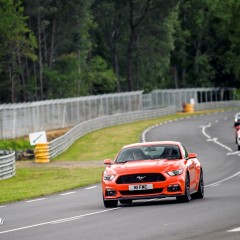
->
xmin=0 ymin=0 xmax=240 ymax=103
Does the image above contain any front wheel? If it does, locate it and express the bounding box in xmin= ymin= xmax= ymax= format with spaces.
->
xmin=192 ymin=170 xmax=204 ymax=199
xmin=103 ymin=199 xmax=118 ymax=208
xmin=176 ymin=174 xmax=191 ymax=203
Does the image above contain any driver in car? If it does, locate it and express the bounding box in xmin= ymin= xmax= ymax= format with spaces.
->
xmin=132 ymin=149 xmax=147 ymax=160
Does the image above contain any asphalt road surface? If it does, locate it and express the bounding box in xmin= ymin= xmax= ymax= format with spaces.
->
xmin=1 ymin=110 xmax=240 ymax=240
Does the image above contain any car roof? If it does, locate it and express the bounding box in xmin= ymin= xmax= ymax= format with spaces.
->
xmin=121 ymin=141 xmax=181 ymax=149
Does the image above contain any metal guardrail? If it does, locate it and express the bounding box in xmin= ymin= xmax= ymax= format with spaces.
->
xmin=0 ymin=151 xmax=16 ymax=180
xmin=49 ymin=106 xmax=176 ymax=159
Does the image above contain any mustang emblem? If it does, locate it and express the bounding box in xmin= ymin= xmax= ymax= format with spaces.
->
xmin=136 ymin=176 xmax=146 ymax=181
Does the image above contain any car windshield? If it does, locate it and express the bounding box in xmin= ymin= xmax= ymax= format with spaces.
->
xmin=115 ymin=145 xmax=181 ymax=163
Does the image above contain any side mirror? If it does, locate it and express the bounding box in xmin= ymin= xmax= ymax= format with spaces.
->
xmin=188 ymin=153 xmax=197 ymax=159
xmin=104 ymin=159 xmax=112 ymax=165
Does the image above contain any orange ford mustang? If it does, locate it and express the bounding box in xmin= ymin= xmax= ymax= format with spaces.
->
xmin=102 ymin=141 xmax=204 ymax=208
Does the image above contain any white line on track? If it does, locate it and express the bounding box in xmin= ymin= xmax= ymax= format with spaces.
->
xmin=60 ymin=192 xmax=75 ymax=196
xmin=0 ymin=218 xmax=4 ymax=226
xmin=227 ymin=151 xmax=240 ymax=155
xmin=207 ymin=183 xmax=220 ymax=187
xmin=205 ymin=171 xmax=240 ymax=187
xmin=25 ymin=198 xmax=46 ymax=203
xmin=200 ymin=123 xmax=211 ymax=139
xmin=85 ymin=186 xmax=97 ymax=190
xmin=207 ymin=137 xmax=218 ymax=141
xmin=0 ymin=206 xmax=6 ymax=208
xmin=0 ymin=208 xmax=118 ymax=235
xmin=200 ymin=123 xmax=233 ymax=152
xmin=214 ymin=140 xmax=232 ymax=152
xmin=227 ymin=227 xmax=240 ymax=232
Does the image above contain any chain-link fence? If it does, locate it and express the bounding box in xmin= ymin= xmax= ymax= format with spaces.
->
xmin=0 ymin=88 xmax=236 ymax=139
xmin=0 ymin=91 xmax=142 ymax=139
xmin=142 ymin=88 xmax=235 ymax=110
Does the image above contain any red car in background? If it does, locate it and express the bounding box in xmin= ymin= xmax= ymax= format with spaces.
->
xmin=235 ymin=126 xmax=240 ymax=150
xmin=235 ymin=126 xmax=240 ymax=144
xmin=234 ymin=112 xmax=240 ymax=127
xmin=234 ymin=113 xmax=240 ymax=150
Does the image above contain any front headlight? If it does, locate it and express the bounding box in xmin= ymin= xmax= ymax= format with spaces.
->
xmin=167 ymin=169 xmax=183 ymax=176
xmin=103 ymin=174 xmax=115 ymax=181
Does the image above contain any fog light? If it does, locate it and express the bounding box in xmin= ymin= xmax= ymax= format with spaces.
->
xmin=168 ymin=184 xmax=181 ymax=192
xmin=106 ymin=189 xmax=117 ymax=196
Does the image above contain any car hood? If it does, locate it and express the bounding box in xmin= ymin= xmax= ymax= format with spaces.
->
xmin=106 ymin=159 xmax=181 ymax=175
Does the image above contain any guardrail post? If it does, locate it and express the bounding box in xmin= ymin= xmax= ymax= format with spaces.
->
xmin=34 ymin=143 xmax=50 ymax=163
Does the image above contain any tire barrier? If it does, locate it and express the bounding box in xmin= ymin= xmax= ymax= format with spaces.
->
xmin=0 ymin=151 xmax=16 ymax=180
xmin=183 ymin=103 xmax=195 ymax=113
xmin=34 ymin=143 xmax=50 ymax=163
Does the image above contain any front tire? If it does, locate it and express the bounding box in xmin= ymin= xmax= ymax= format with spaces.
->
xmin=192 ymin=170 xmax=204 ymax=199
xmin=176 ymin=174 xmax=191 ymax=203
xmin=103 ymin=199 xmax=118 ymax=208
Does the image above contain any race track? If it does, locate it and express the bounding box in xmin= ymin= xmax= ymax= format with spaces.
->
xmin=1 ymin=110 xmax=240 ymax=240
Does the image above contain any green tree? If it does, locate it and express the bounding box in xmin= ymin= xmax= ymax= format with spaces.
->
xmin=0 ymin=0 xmax=37 ymax=103
xmin=84 ymin=55 xmax=117 ymax=94
xmin=92 ymin=0 xmax=180 ymax=92
xmin=23 ymin=0 xmax=95 ymax=99
xmin=43 ymin=53 xmax=82 ymax=98
xmin=171 ymin=0 xmax=240 ymax=88
xmin=208 ymin=0 xmax=240 ymax=87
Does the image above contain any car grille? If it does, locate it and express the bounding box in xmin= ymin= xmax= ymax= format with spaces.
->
xmin=116 ymin=173 xmax=166 ymax=184
xmin=120 ymin=188 xmax=163 ymax=196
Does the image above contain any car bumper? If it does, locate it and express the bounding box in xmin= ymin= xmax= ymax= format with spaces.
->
xmin=102 ymin=176 xmax=185 ymax=201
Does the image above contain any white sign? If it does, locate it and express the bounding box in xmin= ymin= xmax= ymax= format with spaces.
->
xmin=29 ymin=131 xmax=47 ymax=146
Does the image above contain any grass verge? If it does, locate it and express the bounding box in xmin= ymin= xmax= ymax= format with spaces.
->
xmin=0 ymin=167 xmax=104 ymax=204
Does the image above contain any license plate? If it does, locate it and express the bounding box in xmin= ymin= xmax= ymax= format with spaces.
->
xmin=129 ymin=184 xmax=153 ymax=191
